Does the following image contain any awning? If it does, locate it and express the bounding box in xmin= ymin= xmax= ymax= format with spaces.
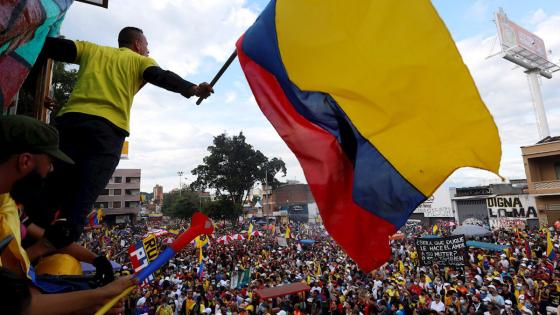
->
xmin=466 ymin=241 xmax=510 ymax=252
xmin=452 ymin=194 xmax=496 ymax=200
xmin=255 ymin=283 xmax=310 ymax=299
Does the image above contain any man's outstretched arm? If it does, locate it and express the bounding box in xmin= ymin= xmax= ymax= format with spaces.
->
xmin=39 ymin=37 xmax=77 ymax=63
xmin=143 ymin=66 xmax=213 ymax=99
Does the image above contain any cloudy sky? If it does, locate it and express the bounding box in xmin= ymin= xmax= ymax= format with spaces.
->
xmin=60 ymin=0 xmax=560 ymax=193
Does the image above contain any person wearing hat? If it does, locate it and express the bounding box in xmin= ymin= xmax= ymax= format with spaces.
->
xmin=1 ymin=115 xmax=115 ymax=286
xmin=0 ymin=115 xmax=134 ymax=315
xmin=0 ymin=115 xmax=74 ymax=279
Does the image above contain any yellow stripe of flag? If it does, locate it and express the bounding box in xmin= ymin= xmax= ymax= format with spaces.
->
xmin=276 ymin=0 xmax=501 ymax=196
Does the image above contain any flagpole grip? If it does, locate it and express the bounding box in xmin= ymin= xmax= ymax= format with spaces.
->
xmin=196 ymin=50 xmax=238 ymax=105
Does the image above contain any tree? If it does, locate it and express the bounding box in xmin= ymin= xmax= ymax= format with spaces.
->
xmin=161 ymin=189 xmax=200 ymax=219
xmin=191 ymin=132 xmax=286 ymax=205
xmin=51 ymin=62 xmax=78 ymax=106
xmin=204 ymin=197 xmax=242 ymax=221
xmin=263 ymin=157 xmax=287 ymax=190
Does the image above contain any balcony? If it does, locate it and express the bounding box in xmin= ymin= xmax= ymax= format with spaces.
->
xmin=104 ymin=207 xmax=140 ymax=216
xmin=546 ymin=204 xmax=560 ymax=211
xmin=530 ymin=180 xmax=560 ymax=194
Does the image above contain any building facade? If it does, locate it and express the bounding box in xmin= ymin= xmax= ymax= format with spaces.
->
xmin=268 ymin=182 xmax=315 ymax=222
xmin=410 ymin=186 xmax=455 ymax=226
xmin=94 ymin=169 xmax=141 ymax=224
xmin=521 ymin=138 xmax=560 ymax=225
xmin=153 ymin=184 xmax=163 ymax=205
xmin=451 ymin=181 xmax=539 ymax=229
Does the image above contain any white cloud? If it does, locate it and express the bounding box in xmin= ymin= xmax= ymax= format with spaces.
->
xmin=464 ymin=0 xmax=490 ymax=22
xmin=526 ymin=9 xmax=548 ymax=26
xmin=62 ymin=0 xmax=257 ymax=75
xmin=225 ymin=91 xmax=237 ymax=104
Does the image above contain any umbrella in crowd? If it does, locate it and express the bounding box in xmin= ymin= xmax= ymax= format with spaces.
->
xmin=217 ymin=235 xmax=233 ymax=244
xmin=231 ymin=233 xmax=245 ymax=241
xmin=80 ymin=260 xmax=122 ymax=274
xmin=251 ymin=231 xmax=263 ymax=237
xmin=143 ymin=228 xmax=170 ymax=237
xmin=452 ymin=224 xmax=492 ymax=237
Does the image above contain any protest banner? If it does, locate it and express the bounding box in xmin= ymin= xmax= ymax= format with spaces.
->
xmin=128 ymin=234 xmax=160 ymax=284
xmin=415 ymin=235 xmax=466 ymax=266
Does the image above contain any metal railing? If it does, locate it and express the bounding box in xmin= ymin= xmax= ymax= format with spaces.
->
xmin=532 ymin=180 xmax=560 ymax=190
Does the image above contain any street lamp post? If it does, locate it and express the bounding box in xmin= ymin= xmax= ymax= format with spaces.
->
xmin=177 ymin=171 xmax=184 ymax=196
xmin=263 ymin=169 xmax=268 ymax=214
xmin=186 ymin=176 xmax=202 ymax=209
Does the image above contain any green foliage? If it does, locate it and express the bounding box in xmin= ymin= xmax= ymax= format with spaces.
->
xmin=161 ymin=189 xmax=200 ymax=219
xmin=204 ymin=197 xmax=242 ymax=221
xmin=51 ymin=62 xmax=78 ymax=106
xmin=263 ymin=157 xmax=288 ymax=190
xmin=190 ymin=132 xmax=286 ymax=205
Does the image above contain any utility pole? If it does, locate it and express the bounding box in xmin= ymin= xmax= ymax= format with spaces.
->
xmin=177 ymin=171 xmax=183 ymax=196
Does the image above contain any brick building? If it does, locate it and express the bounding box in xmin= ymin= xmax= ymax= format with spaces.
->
xmin=153 ymin=184 xmax=163 ymax=204
xmin=94 ymin=169 xmax=141 ymax=224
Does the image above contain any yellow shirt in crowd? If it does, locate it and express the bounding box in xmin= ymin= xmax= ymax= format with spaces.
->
xmin=0 ymin=193 xmax=31 ymax=279
xmin=57 ymin=40 xmax=158 ymax=132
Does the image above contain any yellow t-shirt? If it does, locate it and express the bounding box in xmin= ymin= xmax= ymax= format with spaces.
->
xmin=57 ymin=40 xmax=158 ymax=132
xmin=0 ymin=193 xmax=31 ymax=279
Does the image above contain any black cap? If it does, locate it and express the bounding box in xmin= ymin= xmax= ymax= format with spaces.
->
xmin=0 ymin=115 xmax=74 ymax=164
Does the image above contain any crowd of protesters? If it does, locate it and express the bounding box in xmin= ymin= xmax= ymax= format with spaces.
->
xmin=77 ymin=217 xmax=560 ymax=315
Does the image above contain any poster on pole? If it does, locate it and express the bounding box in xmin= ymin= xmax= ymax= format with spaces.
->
xmin=415 ymin=235 xmax=466 ymax=267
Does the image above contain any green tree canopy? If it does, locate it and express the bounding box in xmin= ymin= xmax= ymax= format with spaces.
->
xmin=161 ymin=189 xmax=200 ymax=219
xmin=52 ymin=62 xmax=78 ymax=106
xmin=190 ymin=132 xmax=286 ymax=204
xmin=204 ymin=197 xmax=242 ymax=221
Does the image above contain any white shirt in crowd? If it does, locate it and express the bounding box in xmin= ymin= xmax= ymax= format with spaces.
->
xmin=500 ymin=258 xmax=510 ymax=269
xmin=430 ymin=300 xmax=445 ymax=313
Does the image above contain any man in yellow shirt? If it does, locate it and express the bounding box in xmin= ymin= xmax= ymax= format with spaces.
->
xmin=0 ymin=115 xmax=134 ymax=314
xmin=30 ymin=27 xmax=214 ymax=248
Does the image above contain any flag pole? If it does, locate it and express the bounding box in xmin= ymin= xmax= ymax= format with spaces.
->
xmin=196 ymin=50 xmax=238 ymax=105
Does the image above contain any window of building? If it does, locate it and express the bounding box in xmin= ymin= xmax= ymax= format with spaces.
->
xmin=126 ymin=177 xmax=140 ymax=184
xmin=114 ymin=177 xmax=122 ymax=183
xmin=113 ymin=201 xmax=121 ymax=208
xmin=125 ymin=189 xmax=140 ymax=196
xmin=100 ymin=189 xmax=109 ymax=196
xmin=555 ymin=163 xmax=560 ymax=180
xmin=125 ymin=201 xmax=139 ymax=208
xmin=113 ymin=189 xmax=122 ymax=195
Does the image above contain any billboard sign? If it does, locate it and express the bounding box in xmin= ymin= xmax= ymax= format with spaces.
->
xmin=496 ymin=10 xmax=547 ymax=60
xmin=285 ymin=204 xmax=309 ymax=222
xmin=486 ymin=195 xmax=537 ymax=228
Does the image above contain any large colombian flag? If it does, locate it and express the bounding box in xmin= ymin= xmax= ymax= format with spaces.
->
xmin=237 ymin=0 xmax=501 ymax=272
